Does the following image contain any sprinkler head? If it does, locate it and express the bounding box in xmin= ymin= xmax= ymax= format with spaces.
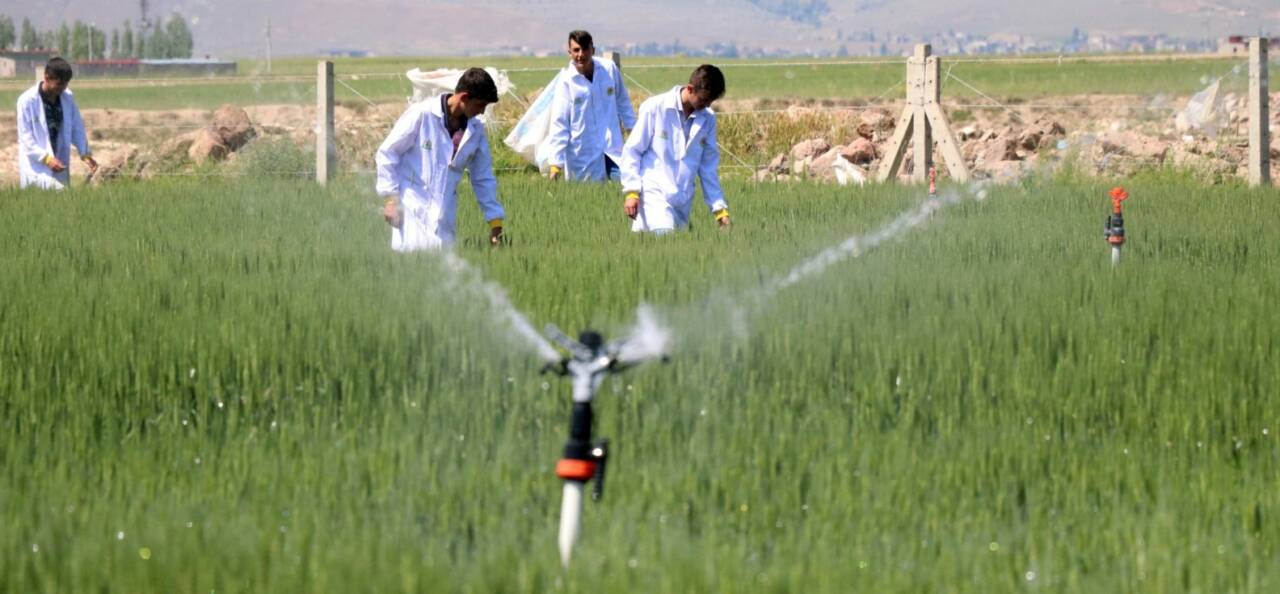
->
xmin=578 ymin=330 xmax=604 ymax=352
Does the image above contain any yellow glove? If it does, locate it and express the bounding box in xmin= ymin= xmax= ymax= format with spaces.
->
xmin=488 ymin=218 xmax=504 ymax=229
xmin=713 ymin=208 xmax=730 ymax=221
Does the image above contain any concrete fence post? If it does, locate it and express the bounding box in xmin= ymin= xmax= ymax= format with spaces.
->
xmin=316 ymin=61 xmax=336 ymax=185
xmin=1248 ymin=38 xmax=1270 ymax=187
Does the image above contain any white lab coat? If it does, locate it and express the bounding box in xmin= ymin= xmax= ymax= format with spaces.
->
xmin=375 ymin=95 xmax=505 ymax=252
xmin=544 ymin=57 xmax=636 ymax=181
xmin=620 ymin=86 xmax=727 ymax=232
xmin=16 ymin=83 xmax=91 ymax=190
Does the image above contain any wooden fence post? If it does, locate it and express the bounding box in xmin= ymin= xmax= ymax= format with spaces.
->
xmin=316 ymin=61 xmax=336 ymax=185
xmin=877 ymin=44 xmax=969 ymax=184
xmin=1248 ymin=38 xmax=1270 ymax=187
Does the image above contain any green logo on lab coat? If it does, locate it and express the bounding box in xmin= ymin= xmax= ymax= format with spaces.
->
xmin=423 ymin=140 xmax=432 ymax=151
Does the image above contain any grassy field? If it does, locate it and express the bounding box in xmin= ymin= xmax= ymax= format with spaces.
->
xmin=2 ymin=171 xmax=1279 ymax=593
xmin=0 ymin=53 xmax=1271 ymax=111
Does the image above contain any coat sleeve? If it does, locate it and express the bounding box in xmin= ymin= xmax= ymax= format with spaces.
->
xmin=69 ymin=97 xmax=91 ymax=157
xmin=467 ymin=135 xmax=505 ymax=223
xmin=614 ymin=66 xmax=637 ymax=130
xmin=543 ymin=76 xmax=571 ymax=169
xmin=374 ymin=106 xmax=422 ymax=197
xmin=16 ymin=97 xmax=48 ymax=163
xmin=620 ymin=101 xmax=654 ymax=195
xmin=698 ymin=115 xmax=728 ymax=213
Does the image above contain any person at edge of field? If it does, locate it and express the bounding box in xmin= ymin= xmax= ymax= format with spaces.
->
xmin=16 ymin=57 xmax=97 ymax=190
xmin=544 ymin=29 xmax=636 ymax=182
xmin=620 ymin=64 xmax=730 ymax=234
xmin=377 ymin=68 xmax=506 ymax=251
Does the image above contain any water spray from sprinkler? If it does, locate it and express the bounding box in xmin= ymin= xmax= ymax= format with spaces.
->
xmin=540 ymin=324 xmax=667 ymax=568
xmin=1105 ymin=187 xmax=1129 ymax=267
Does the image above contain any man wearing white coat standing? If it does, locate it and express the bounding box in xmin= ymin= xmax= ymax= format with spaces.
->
xmin=544 ymin=30 xmax=636 ymax=182
xmin=621 ymin=65 xmax=731 ymax=233
xmin=377 ymin=68 xmax=506 ymax=251
xmin=16 ymin=57 xmax=97 ymax=190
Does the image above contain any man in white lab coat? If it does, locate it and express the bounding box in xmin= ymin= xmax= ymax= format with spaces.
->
xmin=377 ymin=68 xmax=507 ymax=252
xmin=15 ymin=57 xmax=97 ymax=190
xmin=621 ymin=65 xmax=731 ymax=234
xmin=544 ymin=30 xmax=636 ymax=182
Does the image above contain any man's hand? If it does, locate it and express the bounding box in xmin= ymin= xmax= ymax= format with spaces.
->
xmin=717 ymin=216 xmax=732 ymax=231
xmin=623 ymin=192 xmax=640 ymax=219
xmin=489 ymin=225 xmax=504 ymax=247
xmin=82 ymin=155 xmax=98 ymax=172
xmin=45 ymin=155 xmax=66 ymax=173
xmin=382 ymin=198 xmax=403 ymax=228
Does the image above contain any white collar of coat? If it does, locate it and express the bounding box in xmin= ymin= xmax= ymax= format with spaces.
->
xmin=663 ymin=85 xmax=713 ymax=120
xmin=423 ymin=93 xmax=485 ymax=131
xmin=29 ymin=82 xmax=75 ymax=100
xmin=563 ymin=57 xmax=604 ymax=81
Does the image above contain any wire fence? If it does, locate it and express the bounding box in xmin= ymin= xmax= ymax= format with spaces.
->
xmin=15 ymin=51 xmax=1275 ymax=185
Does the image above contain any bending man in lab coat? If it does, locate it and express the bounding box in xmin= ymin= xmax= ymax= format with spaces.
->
xmin=377 ymin=68 xmax=506 ymax=251
xmin=544 ymin=30 xmax=636 ymax=182
xmin=16 ymin=57 xmax=97 ymax=190
xmin=621 ymin=65 xmax=730 ymax=233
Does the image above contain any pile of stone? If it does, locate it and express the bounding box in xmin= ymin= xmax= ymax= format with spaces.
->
xmin=90 ymin=105 xmax=258 ymax=184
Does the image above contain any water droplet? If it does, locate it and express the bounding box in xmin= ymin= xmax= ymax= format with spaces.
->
xmin=895 ymin=375 xmax=902 ymax=387
xmin=627 ymin=558 xmax=639 ymax=569
xmin=270 ymin=421 xmax=278 ymax=430
xmin=1025 ymin=417 xmax=1033 ymax=425
xmin=186 ymin=522 xmax=194 ymax=528
xmin=31 ymin=544 xmax=39 ymax=553
xmin=189 ymin=368 xmax=197 ymax=379
xmin=279 ymin=526 xmax=288 ymax=534
xmin=457 ymin=434 xmax=465 ymax=442
xmin=194 ymin=457 xmax=202 ymax=465
xmin=1043 ymin=434 xmax=1051 ymax=441
xmin=1217 ymin=544 xmax=1227 ymax=554
xmin=858 ymin=560 xmax=868 ymax=569
xmin=801 ymin=504 xmax=809 ymax=512
xmin=1123 ymin=448 xmax=1130 ymax=455
xmin=658 ymin=514 xmax=667 ymax=524
xmin=1025 ymin=570 xmax=1036 ymax=582
xmin=699 ymin=408 xmax=707 ymax=417
xmin=1264 ymin=428 xmax=1271 ymax=436
xmin=139 ymin=547 xmax=152 ymax=560
xmin=988 ymin=541 xmax=999 ymax=552
xmin=216 ymin=401 xmax=224 ymax=409
xmin=775 ymin=521 xmax=784 ymax=528
xmin=410 ymin=401 xmax=418 ymax=408
xmin=116 ymin=531 xmax=126 ymax=541
xmin=66 ymin=505 xmax=75 ymax=513
xmin=1197 ymin=441 xmax=1204 ymax=448
xmin=540 ymin=382 xmax=550 ymax=391
xmin=739 ymin=503 xmax=749 ymax=513
xmin=181 ymin=419 xmax=188 ymax=426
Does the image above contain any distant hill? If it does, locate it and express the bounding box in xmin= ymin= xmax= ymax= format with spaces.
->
xmin=12 ymin=0 xmax=1280 ymax=58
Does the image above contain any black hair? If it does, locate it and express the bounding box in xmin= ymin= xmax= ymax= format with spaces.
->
xmin=45 ymin=57 xmax=73 ymax=82
xmin=689 ymin=64 xmax=725 ymax=101
xmin=568 ymin=30 xmax=594 ymax=50
xmin=455 ymin=67 xmax=499 ymax=103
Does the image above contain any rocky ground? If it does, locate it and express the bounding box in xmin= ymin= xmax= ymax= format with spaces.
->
xmin=2 ymin=91 xmax=1278 ymax=187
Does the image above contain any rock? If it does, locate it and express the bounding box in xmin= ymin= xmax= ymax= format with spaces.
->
xmin=857 ymin=110 xmax=894 ymax=140
xmin=1017 ymin=118 xmax=1066 ymax=151
xmin=188 ymin=128 xmax=230 ymax=164
xmin=209 ymin=105 xmax=257 ymax=151
xmin=982 ymin=160 xmax=1028 ymax=185
xmin=155 ymin=131 xmax=199 ymax=163
xmin=791 ymin=138 xmax=831 ymax=163
xmin=808 ymin=148 xmax=842 ymax=180
xmin=978 ymin=133 xmax=1020 ymax=165
xmin=840 ymin=138 xmax=878 ymax=165
xmin=766 ymin=153 xmax=790 ymax=174
xmin=1099 ymin=131 xmax=1169 ymax=163
xmin=87 ymin=147 xmax=140 ymax=185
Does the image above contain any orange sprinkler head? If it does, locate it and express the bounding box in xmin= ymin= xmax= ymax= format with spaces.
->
xmin=556 ymin=458 xmax=598 ymax=482
xmin=1110 ymin=187 xmax=1129 ymax=214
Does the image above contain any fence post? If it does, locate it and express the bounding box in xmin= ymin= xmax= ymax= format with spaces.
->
xmin=316 ymin=60 xmax=336 ymax=185
xmin=1248 ymin=38 xmax=1270 ymax=187
xmin=909 ymin=44 xmax=933 ymax=183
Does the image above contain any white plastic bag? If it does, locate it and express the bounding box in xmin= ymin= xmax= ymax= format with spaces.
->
xmin=405 ymin=67 xmax=514 ymax=122
xmin=503 ymin=72 xmax=563 ymax=173
xmin=1176 ymin=80 xmax=1223 ymax=138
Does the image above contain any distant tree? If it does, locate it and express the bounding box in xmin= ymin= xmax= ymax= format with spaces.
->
xmin=57 ymin=23 xmax=70 ymax=56
xmin=164 ymin=14 xmax=193 ymax=58
xmin=0 ymin=16 xmax=15 ymax=50
xmin=20 ymin=17 xmax=37 ymax=49
xmin=110 ymin=28 xmax=119 ymax=58
xmin=91 ymin=26 xmax=106 ymax=60
xmin=71 ymin=21 xmax=89 ymax=60
xmin=122 ymin=21 xmax=134 ymax=57
xmin=146 ymin=23 xmax=167 ymax=58
xmin=135 ymin=34 xmax=145 ymax=59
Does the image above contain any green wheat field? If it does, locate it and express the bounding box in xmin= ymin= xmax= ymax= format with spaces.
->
xmin=2 ymin=170 xmax=1278 ymax=593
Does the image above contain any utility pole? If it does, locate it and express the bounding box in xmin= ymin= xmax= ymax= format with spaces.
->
xmin=265 ymin=18 xmax=273 ymax=74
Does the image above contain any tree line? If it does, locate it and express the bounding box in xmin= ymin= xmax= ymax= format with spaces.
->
xmin=0 ymin=14 xmax=195 ymax=60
